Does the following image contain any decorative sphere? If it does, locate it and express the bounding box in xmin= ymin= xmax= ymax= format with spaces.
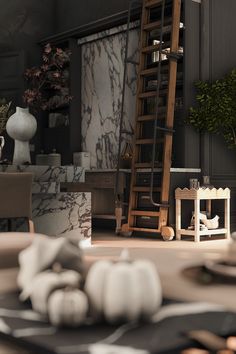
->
xmin=6 ymin=107 xmax=37 ymax=142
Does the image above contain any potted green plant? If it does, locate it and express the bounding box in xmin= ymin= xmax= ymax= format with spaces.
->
xmin=187 ymin=68 xmax=236 ymax=149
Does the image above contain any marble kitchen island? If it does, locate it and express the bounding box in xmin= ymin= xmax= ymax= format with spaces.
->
xmin=0 ymin=165 xmax=91 ymax=244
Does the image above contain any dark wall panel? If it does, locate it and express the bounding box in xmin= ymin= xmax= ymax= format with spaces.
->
xmin=200 ymin=0 xmax=236 ymax=178
xmin=0 ymin=0 xmax=57 ymax=159
xmin=210 ymin=136 xmax=236 ymax=178
xmin=182 ymin=0 xmax=201 ymax=168
xmin=199 ymin=0 xmax=236 ymax=231
xmin=55 ymin=0 xmax=130 ymax=33
xmin=0 ymin=0 xmax=56 ymax=67
xmin=0 ymin=51 xmax=26 ymax=161
xmin=211 ymin=0 xmax=236 ymax=80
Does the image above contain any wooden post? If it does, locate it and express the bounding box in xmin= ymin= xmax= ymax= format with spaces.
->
xmin=176 ymin=198 xmax=181 ymax=240
xmin=194 ymin=199 xmax=200 ymax=242
xmin=225 ymin=197 xmax=230 ymax=239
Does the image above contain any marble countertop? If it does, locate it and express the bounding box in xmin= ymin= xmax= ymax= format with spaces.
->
xmin=85 ymin=169 xmax=131 ymax=173
xmin=85 ymin=168 xmax=201 ymax=173
xmin=0 ymin=165 xmax=85 ymax=182
xmin=32 ymin=181 xmax=60 ymax=194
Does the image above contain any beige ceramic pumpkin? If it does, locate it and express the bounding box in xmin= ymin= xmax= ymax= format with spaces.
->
xmin=84 ymin=249 xmax=162 ymax=323
xmin=30 ymin=267 xmax=81 ymax=315
xmin=48 ymin=288 xmax=88 ymax=327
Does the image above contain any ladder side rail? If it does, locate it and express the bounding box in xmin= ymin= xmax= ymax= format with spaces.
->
xmin=127 ymin=0 xmax=149 ymax=228
xmin=149 ymin=0 xmax=167 ymax=207
xmin=115 ymin=0 xmax=133 ymax=206
xmin=159 ymin=0 xmax=182 ymax=229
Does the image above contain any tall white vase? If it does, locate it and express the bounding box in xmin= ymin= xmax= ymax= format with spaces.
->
xmin=0 ymin=136 xmax=5 ymax=161
xmin=6 ymin=107 xmax=37 ymax=165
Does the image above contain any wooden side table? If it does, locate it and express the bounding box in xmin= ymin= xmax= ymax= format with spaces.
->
xmin=61 ymin=170 xmax=131 ymax=234
xmin=175 ymin=188 xmax=231 ymax=242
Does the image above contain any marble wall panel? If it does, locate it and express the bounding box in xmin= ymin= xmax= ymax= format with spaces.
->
xmin=81 ymin=26 xmax=139 ymax=169
xmin=32 ymin=182 xmax=60 ymax=194
xmin=0 ymin=192 xmax=91 ymax=242
xmin=32 ymin=192 xmax=91 ymax=240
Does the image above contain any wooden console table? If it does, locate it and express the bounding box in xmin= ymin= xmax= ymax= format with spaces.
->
xmin=61 ymin=169 xmax=130 ymax=232
xmin=175 ymin=187 xmax=231 ymax=242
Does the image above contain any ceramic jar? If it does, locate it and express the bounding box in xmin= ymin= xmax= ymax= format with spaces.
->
xmin=6 ymin=107 xmax=37 ymax=165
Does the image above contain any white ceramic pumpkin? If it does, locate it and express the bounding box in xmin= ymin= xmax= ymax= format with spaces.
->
xmin=48 ymin=288 xmax=88 ymax=327
xmin=30 ymin=268 xmax=81 ymax=315
xmin=84 ymin=249 xmax=162 ymax=323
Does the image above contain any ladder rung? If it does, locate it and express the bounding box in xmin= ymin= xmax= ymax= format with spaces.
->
xmin=150 ymin=25 xmax=172 ymax=37
xmin=134 ymin=162 xmax=162 ymax=168
xmin=144 ymin=17 xmax=173 ymax=32
xmin=156 ymin=126 xmax=175 ymax=134
xmin=133 ymin=186 xmax=161 ymax=192
xmin=140 ymin=68 xmax=158 ymax=76
xmin=129 ymin=226 xmax=161 ymax=233
xmin=144 ymin=0 xmax=163 ymax=9
xmin=131 ymin=210 xmax=160 ymax=217
xmin=139 ymin=90 xmax=167 ymax=98
xmin=140 ymin=66 xmax=169 ymax=76
xmin=143 ymin=20 xmax=163 ymax=31
xmin=125 ymin=58 xmax=139 ymax=66
xmin=136 ymin=138 xmax=154 ymax=144
xmin=142 ymin=42 xmax=171 ymax=54
xmin=142 ymin=44 xmax=160 ymax=54
xmin=136 ymin=138 xmax=164 ymax=144
xmin=138 ymin=114 xmax=165 ymax=122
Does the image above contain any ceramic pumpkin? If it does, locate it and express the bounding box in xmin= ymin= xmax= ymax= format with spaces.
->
xmin=84 ymin=249 xmax=162 ymax=323
xmin=48 ymin=288 xmax=88 ymax=327
xmin=30 ymin=267 xmax=81 ymax=315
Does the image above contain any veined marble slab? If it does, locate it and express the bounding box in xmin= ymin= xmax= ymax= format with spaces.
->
xmin=32 ymin=182 xmax=60 ymax=194
xmin=81 ymin=25 xmax=139 ymax=169
xmin=32 ymin=192 xmax=91 ymax=240
xmin=0 ymin=192 xmax=91 ymax=242
xmin=0 ymin=166 xmax=91 ymax=241
xmin=0 ymin=165 xmax=85 ymax=182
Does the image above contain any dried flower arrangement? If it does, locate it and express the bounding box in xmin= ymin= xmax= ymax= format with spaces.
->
xmin=0 ymin=98 xmax=12 ymax=134
xmin=23 ymin=43 xmax=72 ymax=112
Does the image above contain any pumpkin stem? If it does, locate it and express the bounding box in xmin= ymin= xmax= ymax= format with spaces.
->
xmin=52 ymin=262 xmax=62 ymax=273
xmin=120 ymin=248 xmax=130 ymax=261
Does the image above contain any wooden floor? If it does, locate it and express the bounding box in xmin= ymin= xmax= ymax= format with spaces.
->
xmin=91 ymin=228 xmax=230 ymax=249
xmin=0 ymin=229 xmax=233 ymax=354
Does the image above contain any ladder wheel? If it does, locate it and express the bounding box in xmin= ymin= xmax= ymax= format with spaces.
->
xmin=161 ymin=226 xmax=175 ymax=241
xmin=120 ymin=223 xmax=133 ymax=237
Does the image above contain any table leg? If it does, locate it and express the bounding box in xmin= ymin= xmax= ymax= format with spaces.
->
xmin=206 ymin=199 xmax=211 ymax=218
xmin=176 ymin=199 xmax=181 ymax=240
xmin=194 ymin=199 xmax=200 ymax=242
xmin=225 ymin=197 xmax=230 ymax=239
xmin=115 ymin=206 xmax=122 ymax=234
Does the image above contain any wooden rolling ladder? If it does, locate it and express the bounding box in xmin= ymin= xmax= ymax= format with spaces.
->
xmin=121 ymin=0 xmax=182 ymax=240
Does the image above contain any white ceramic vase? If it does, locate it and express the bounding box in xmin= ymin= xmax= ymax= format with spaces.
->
xmin=0 ymin=136 xmax=5 ymax=161
xmin=6 ymin=107 xmax=37 ymax=165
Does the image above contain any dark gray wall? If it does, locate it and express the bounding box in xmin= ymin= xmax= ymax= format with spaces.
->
xmin=176 ymin=0 xmax=201 ymax=168
xmin=200 ymin=0 xmax=236 ymax=230
xmin=55 ymin=0 xmax=130 ymax=33
xmin=0 ymin=0 xmax=57 ymax=161
xmin=0 ymin=0 xmax=56 ymax=67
